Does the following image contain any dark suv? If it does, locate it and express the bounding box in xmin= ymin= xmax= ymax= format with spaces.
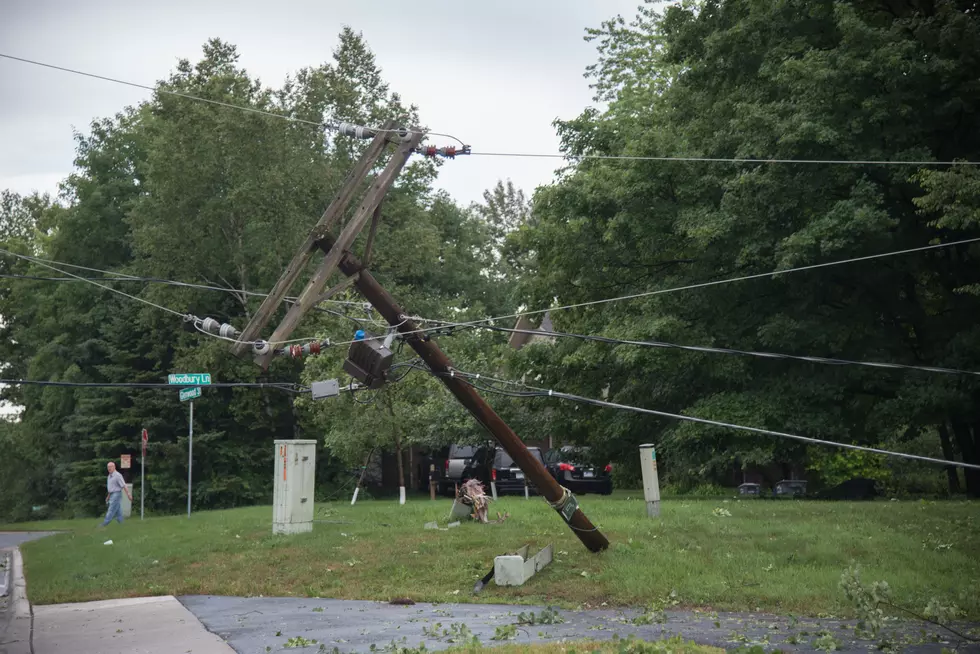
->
xmin=489 ymin=447 xmax=546 ymax=495
xmin=419 ymin=443 xmax=494 ymax=496
xmin=544 ymin=446 xmax=613 ymax=495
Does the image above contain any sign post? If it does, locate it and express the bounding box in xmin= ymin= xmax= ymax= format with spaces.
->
xmin=171 ymin=374 xmax=209 ymax=519
xmin=141 ymin=428 xmax=147 ymax=520
xmin=187 ymin=399 xmax=193 ymax=518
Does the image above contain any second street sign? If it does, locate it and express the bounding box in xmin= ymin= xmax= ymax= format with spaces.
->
xmin=179 ymin=386 xmax=202 ymax=402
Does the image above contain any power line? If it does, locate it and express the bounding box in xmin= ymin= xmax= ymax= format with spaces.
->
xmin=420 ymin=320 xmax=980 ymax=379
xmin=0 ymin=53 xmax=324 ymax=127
xmin=0 ymin=53 xmax=463 ymax=145
xmin=0 ymin=256 xmax=365 ymax=307
xmin=470 ymin=151 xmax=980 ymax=166
xmin=5 ymin=54 xmax=977 ymax=166
xmin=0 ymin=247 xmax=187 ymax=318
xmin=0 ymin=250 xmax=381 ymax=348
xmin=0 ymin=379 xmax=305 ymax=393
xmin=328 ymin=237 xmax=980 ymax=349
xmin=441 ymin=369 xmax=980 ymax=472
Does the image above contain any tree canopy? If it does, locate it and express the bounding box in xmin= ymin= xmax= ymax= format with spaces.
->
xmin=510 ymin=0 xmax=980 ymax=494
xmin=4 ymin=2 xmax=980 ymax=522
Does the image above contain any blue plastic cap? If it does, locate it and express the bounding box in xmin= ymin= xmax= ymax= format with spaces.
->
xmin=354 ymin=330 xmax=365 ymax=341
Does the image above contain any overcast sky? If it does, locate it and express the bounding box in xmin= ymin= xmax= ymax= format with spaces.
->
xmin=1 ymin=0 xmax=647 ymax=208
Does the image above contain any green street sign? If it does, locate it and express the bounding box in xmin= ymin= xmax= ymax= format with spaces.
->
xmin=168 ymin=373 xmax=211 ymax=385
xmin=179 ymin=386 xmax=202 ymax=402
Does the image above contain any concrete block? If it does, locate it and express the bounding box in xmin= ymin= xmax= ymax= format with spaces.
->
xmin=493 ymin=544 xmax=553 ymax=587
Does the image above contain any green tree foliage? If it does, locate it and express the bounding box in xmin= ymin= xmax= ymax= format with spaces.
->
xmin=513 ymin=0 xmax=980 ymax=493
xmin=0 ymin=32 xmax=497 ymax=519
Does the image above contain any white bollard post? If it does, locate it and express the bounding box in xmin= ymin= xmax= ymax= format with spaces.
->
xmin=491 ymin=481 xmax=498 ymax=501
xmin=639 ymin=444 xmax=660 ymax=518
xmin=524 ymin=481 xmax=529 ymax=500
xmin=350 ymin=487 xmax=360 ymax=505
xmin=399 ymin=486 xmax=406 ymax=505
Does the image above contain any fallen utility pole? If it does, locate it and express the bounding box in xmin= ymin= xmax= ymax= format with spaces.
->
xmin=319 ymin=234 xmax=610 ymax=553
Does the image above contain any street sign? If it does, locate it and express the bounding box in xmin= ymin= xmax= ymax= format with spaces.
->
xmin=141 ymin=428 xmax=148 ymax=456
xmin=168 ymin=373 xmax=212 ymax=385
xmin=120 ymin=454 xmax=131 ymax=469
xmin=180 ymin=386 xmax=202 ymax=402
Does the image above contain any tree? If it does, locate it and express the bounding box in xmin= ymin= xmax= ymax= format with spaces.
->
xmin=513 ymin=0 xmax=980 ymax=493
xmin=0 ymin=30 xmax=474 ymax=519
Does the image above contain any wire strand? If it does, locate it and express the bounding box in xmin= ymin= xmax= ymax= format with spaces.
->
xmin=327 ymin=237 xmax=980 ymax=349
xmin=0 ymin=53 xmax=461 ymax=144
xmin=0 ymin=53 xmax=325 ymax=127
xmin=0 ymin=253 xmax=364 ymax=307
xmin=442 ymin=369 xmax=980 ymax=471
xmin=0 ymin=379 xmax=305 ymax=392
xmin=419 ymin=320 xmax=980 ymax=379
xmin=470 ymin=151 xmax=980 ymax=166
xmin=0 ymin=247 xmax=187 ymax=318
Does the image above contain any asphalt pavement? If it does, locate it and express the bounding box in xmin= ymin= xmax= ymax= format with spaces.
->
xmin=180 ymin=595 xmax=980 ymax=653
xmin=0 ymin=533 xmax=60 ymax=550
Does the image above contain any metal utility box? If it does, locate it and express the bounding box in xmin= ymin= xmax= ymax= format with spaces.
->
xmin=121 ymin=483 xmax=134 ymax=518
xmin=273 ymin=439 xmax=316 ymax=535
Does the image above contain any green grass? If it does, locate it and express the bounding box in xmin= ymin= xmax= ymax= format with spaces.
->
xmin=5 ymin=494 xmax=979 ymax=619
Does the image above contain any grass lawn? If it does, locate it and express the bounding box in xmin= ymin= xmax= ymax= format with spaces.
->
xmin=5 ymin=493 xmax=978 ymax=619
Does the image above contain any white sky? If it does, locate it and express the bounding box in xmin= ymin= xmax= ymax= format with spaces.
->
xmin=1 ymin=0 xmax=648 ymax=207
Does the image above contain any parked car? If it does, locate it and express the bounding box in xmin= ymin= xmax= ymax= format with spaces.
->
xmin=434 ymin=442 xmax=494 ymax=496
xmin=489 ymin=446 xmax=546 ymax=495
xmin=544 ymin=446 xmax=613 ymax=495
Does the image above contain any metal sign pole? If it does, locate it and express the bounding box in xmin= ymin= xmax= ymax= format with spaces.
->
xmin=187 ymin=400 xmax=193 ymax=518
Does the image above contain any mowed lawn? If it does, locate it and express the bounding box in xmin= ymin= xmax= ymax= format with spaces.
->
xmin=6 ymin=494 xmax=979 ymax=618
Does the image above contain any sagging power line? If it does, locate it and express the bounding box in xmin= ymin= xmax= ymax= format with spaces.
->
xmin=415 ymin=319 xmax=980 ymax=379
xmin=318 ymin=237 xmax=980 ymax=351
xmin=440 ymin=368 xmax=980 ymax=472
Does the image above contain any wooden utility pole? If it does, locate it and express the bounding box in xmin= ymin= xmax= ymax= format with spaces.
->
xmin=231 ymin=121 xmax=423 ymax=368
xmin=319 ymin=235 xmax=610 ymax=553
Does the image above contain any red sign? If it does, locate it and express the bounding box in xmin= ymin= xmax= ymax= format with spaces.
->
xmin=120 ymin=454 xmax=132 ymax=469
xmin=141 ymin=429 xmax=148 ymax=457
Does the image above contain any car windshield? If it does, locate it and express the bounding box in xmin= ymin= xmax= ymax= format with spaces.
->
xmin=494 ymin=448 xmax=543 ymax=468
xmin=449 ymin=445 xmax=479 ymax=459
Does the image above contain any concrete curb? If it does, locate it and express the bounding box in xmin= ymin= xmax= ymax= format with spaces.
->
xmin=0 ymin=548 xmax=31 ymax=654
xmin=0 ymin=551 xmax=9 ymax=599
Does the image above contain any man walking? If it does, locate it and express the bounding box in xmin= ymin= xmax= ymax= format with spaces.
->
xmin=101 ymin=460 xmax=132 ymax=526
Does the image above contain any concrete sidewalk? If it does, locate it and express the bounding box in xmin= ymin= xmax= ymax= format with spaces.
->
xmin=33 ymin=595 xmax=235 ymax=654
